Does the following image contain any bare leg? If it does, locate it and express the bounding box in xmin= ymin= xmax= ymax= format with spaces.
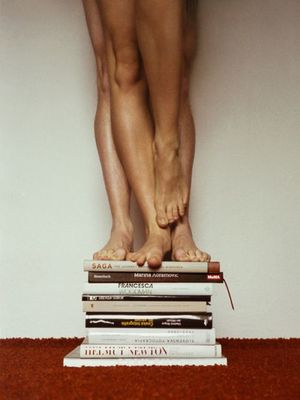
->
xmin=172 ymin=4 xmax=211 ymax=262
xmin=82 ymin=0 xmax=133 ymax=260
xmin=136 ymin=0 xmax=188 ymax=228
xmin=98 ymin=0 xmax=171 ymax=268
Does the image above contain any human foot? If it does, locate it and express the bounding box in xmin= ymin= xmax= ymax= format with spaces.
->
xmin=171 ymin=222 xmax=211 ymax=262
xmin=126 ymin=228 xmax=171 ymax=269
xmin=154 ymin=142 xmax=188 ymax=228
xmin=93 ymin=225 xmax=133 ymax=261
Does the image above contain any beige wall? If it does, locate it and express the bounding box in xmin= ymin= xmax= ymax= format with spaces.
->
xmin=1 ymin=0 xmax=300 ymax=338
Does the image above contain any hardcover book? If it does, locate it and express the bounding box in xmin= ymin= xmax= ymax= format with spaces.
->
xmin=84 ymin=260 xmax=220 ymax=273
xmin=85 ymin=312 xmax=213 ymax=329
xmin=88 ymin=271 xmax=223 ymax=283
xmin=64 ymin=346 xmax=228 ymax=367
xmin=82 ymin=300 xmax=208 ymax=313
xmin=83 ymin=282 xmax=213 ymax=296
xmin=86 ymin=327 xmax=216 ymax=345
xmin=79 ymin=338 xmax=222 ymax=358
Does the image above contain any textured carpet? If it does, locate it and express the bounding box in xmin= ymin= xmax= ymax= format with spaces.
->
xmin=0 ymin=338 xmax=299 ymax=400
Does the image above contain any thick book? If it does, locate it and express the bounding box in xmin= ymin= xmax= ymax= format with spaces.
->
xmin=88 ymin=271 xmax=223 ymax=283
xmin=84 ymin=260 xmax=220 ymax=273
xmin=80 ymin=338 xmax=222 ymax=358
xmin=85 ymin=312 xmax=213 ymax=329
xmin=83 ymin=300 xmax=208 ymax=313
xmin=63 ymin=346 xmax=228 ymax=366
xmin=83 ymin=282 xmax=213 ymax=296
xmin=86 ymin=327 xmax=215 ymax=345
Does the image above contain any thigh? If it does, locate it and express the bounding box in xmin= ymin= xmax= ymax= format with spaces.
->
xmin=183 ymin=0 xmax=198 ymax=73
xmin=98 ymin=0 xmax=137 ymax=59
xmin=82 ymin=0 xmax=109 ymax=91
xmin=98 ymin=0 xmax=141 ymax=89
xmin=82 ymin=0 xmax=105 ymax=59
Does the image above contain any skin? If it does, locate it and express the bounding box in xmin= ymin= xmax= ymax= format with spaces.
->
xmin=171 ymin=7 xmax=210 ymax=262
xmin=82 ymin=0 xmax=211 ymax=265
xmin=82 ymin=0 xmax=134 ymax=261
xmin=135 ymin=0 xmax=188 ymax=228
xmin=97 ymin=0 xmax=171 ymax=268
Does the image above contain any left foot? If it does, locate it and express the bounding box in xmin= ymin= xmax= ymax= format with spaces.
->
xmin=171 ymin=222 xmax=211 ymax=262
xmin=93 ymin=225 xmax=133 ymax=261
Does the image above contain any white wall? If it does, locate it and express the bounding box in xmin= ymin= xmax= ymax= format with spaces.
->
xmin=1 ymin=0 xmax=299 ymax=338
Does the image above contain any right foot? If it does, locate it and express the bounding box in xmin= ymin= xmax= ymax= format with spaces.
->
xmin=93 ymin=225 xmax=134 ymax=261
xmin=126 ymin=228 xmax=171 ymax=269
xmin=154 ymin=142 xmax=188 ymax=228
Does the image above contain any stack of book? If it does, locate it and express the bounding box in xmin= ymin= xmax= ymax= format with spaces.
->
xmin=64 ymin=260 xmax=227 ymax=366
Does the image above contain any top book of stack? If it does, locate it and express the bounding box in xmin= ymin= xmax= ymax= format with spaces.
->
xmin=83 ymin=260 xmax=220 ymax=273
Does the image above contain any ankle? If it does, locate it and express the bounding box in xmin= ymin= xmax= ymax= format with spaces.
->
xmin=146 ymin=222 xmax=170 ymax=238
xmin=172 ymin=218 xmax=192 ymax=237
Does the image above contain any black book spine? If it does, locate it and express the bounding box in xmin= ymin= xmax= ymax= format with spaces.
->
xmin=86 ymin=316 xmax=213 ymax=329
xmin=82 ymin=294 xmax=211 ymax=302
xmin=88 ymin=272 xmax=223 ymax=283
xmin=85 ymin=312 xmax=212 ymax=316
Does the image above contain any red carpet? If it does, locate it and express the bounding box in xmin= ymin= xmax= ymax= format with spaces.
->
xmin=1 ymin=338 xmax=299 ymax=400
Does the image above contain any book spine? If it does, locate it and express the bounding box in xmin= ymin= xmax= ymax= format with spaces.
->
xmin=83 ymin=260 xmax=220 ymax=273
xmin=82 ymin=301 xmax=208 ymax=313
xmin=88 ymin=272 xmax=223 ymax=283
xmin=82 ymin=294 xmax=211 ymax=302
xmin=86 ymin=328 xmax=215 ymax=345
xmin=86 ymin=316 xmax=212 ymax=329
xmin=83 ymin=282 xmax=213 ymax=296
xmin=80 ymin=343 xmax=221 ymax=358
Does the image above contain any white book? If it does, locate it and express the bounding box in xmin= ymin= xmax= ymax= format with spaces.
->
xmin=80 ymin=338 xmax=222 ymax=358
xmin=63 ymin=346 xmax=227 ymax=368
xmin=83 ymin=282 xmax=213 ymax=296
xmin=83 ymin=300 xmax=208 ymax=313
xmin=83 ymin=259 xmax=220 ymax=273
xmin=87 ymin=327 xmax=216 ymax=345
xmin=64 ymin=346 xmax=227 ymax=366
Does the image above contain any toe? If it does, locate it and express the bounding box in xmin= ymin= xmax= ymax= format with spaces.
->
xmin=156 ymin=206 xmax=168 ymax=228
xmin=112 ymin=248 xmax=126 ymax=260
xmin=196 ymin=250 xmax=208 ymax=262
xmin=174 ymin=248 xmax=189 ymax=261
xmin=187 ymin=250 xmax=196 ymax=261
xmin=100 ymin=250 xmax=109 ymax=260
xmin=195 ymin=250 xmax=202 ymax=261
xmin=178 ymin=198 xmax=185 ymax=217
xmin=147 ymin=255 xmax=162 ymax=269
xmin=106 ymin=249 xmax=115 ymax=259
xmin=202 ymin=252 xmax=211 ymax=262
xmin=172 ymin=205 xmax=179 ymax=221
xmin=182 ymin=187 xmax=189 ymax=208
xmin=137 ymin=254 xmax=146 ymax=266
xmin=166 ymin=204 xmax=175 ymax=224
xmin=127 ymin=252 xmax=138 ymax=262
xmin=131 ymin=252 xmax=140 ymax=262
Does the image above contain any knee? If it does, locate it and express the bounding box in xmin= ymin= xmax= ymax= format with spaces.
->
xmin=97 ymin=68 xmax=110 ymax=97
xmin=114 ymin=43 xmax=141 ymax=91
xmin=96 ymin=57 xmax=110 ymax=96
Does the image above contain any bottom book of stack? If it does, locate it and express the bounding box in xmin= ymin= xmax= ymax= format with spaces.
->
xmin=64 ymin=346 xmax=227 ymax=366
